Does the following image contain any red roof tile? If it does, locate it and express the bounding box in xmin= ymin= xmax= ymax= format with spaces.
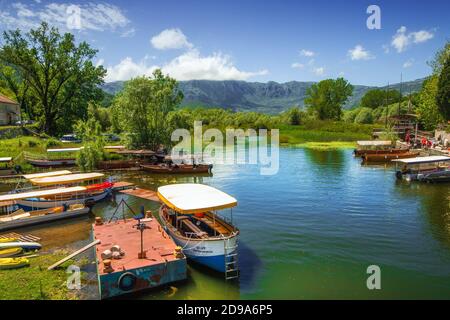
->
xmin=0 ymin=94 xmax=18 ymax=105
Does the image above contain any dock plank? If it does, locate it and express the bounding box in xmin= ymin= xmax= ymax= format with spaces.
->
xmin=119 ymin=188 xmax=161 ymax=202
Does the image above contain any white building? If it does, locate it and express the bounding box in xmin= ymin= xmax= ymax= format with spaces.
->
xmin=0 ymin=94 xmax=20 ymax=125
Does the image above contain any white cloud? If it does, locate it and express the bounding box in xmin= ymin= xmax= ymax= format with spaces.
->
xmin=313 ymin=67 xmax=325 ymax=76
xmin=0 ymin=2 xmax=131 ymax=33
xmin=411 ymin=30 xmax=434 ymax=43
xmin=105 ymin=57 xmax=158 ymax=82
xmin=105 ymin=50 xmax=268 ymax=82
xmin=162 ymin=49 xmax=268 ymax=81
xmin=121 ymin=28 xmax=136 ymax=38
xmin=300 ymin=49 xmax=315 ymax=57
xmin=391 ymin=26 xmax=434 ymax=53
xmin=151 ymin=28 xmax=193 ymax=50
xmin=403 ymin=58 xmax=414 ymax=68
xmin=348 ymin=45 xmax=374 ymax=60
xmin=291 ymin=62 xmax=304 ymax=69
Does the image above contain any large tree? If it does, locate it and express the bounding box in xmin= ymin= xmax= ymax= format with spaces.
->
xmin=360 ymin=89 xmax=402 ymax=109
xmin=416 ymin=76 xmax=444 ymax=130
xmin=304 ymin=78 xmax=353 ymax=120
xmin=113 ymin=69 xmax=184 ymax=150
xmin=0 ymin=22 xmax=106 ymax=135
xmin=436 ymin=53 xmax=450 ymax=121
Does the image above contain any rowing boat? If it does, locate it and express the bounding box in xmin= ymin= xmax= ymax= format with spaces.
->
xmin=141 ymin=163 xmax=213 ymax=174
xmin=362 ymin=152 xmax=419 ymax=163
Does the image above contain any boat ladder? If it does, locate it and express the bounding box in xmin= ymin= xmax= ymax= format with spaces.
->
xmin=224 ymin=238 xmax=239 ymax=280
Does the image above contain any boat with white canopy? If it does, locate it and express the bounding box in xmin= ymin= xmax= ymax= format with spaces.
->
xmin=393 ymin=156 xmax=450 ymax=182
xmin=157 ymin=184 xmax=239 ymax=277
xmin=0 ymin=186 xmax=90 ymax=231
xmin=14 ymin=173 xmax=112 ymax=209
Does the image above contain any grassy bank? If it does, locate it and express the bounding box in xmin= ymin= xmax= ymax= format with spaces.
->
xmin=0 ymin=251 xmax=86 ymax=300
xmin=279 ymin=121 xmax=375 ymax=149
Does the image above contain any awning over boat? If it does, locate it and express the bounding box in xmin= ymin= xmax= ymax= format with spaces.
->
xmin=23 ymin=170 xmax=72 ymax=180
xmin=0 ymin=157 xmax=12 ymax=162
xmin=30 ymin=172 xmax=104 ymax=186
xmin=47 ymin=147 xmax=83 ymax=153
xmin=357 ymin=140 xmax=392 ymax=146
xmin=392 ymin=156 xmax=450 ymax=164
xmin=0 ymin=186 xmax=87 ymax=202
xmin=157 ymin=184 xmax=237 ymax=214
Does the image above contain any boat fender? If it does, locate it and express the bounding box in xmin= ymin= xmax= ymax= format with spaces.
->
xmin=112 ymin=251 xmax=121 ymax=260
xmin=118 ymin=272 xmax=137 ymax=291
xmin=395 ymin=171 xmax=403 ymax=180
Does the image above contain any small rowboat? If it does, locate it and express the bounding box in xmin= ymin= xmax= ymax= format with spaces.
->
xmin=0 ymin=257 xmax=29 ymax=270
xmin=141 ymin=163 xmax=213 ymax=174
xmin=354 ymin=148 xmax=408 ymax=157
xmin=0 ymin=247 xmax=23 ymax=258
xmin=25 ymin=158 xmax=76 ymax=167
xmin=362 ymin=152 xmax=420 ymax=163
xmin=0 ymin=204 xmax=90 ymax=232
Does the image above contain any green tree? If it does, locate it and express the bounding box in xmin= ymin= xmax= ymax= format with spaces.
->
xmin=113 ymin=69 xmax=183 ymax=150
xmin=304 ymin=78 xmax=353 ymax=120
xmin=416 ymin=76 xmax=444 ymax=130
xmin=360 ymin=89 xmax=402 ymax=109
xmin=0 ymin=22 xmax=106 ymax=135
xmin=74 ymin=107 xmax=105 ymax=172
xmin=436 ymin=53 xmax=450 ymax=121
xmin=284 ymin=107 xmax=302 ymax=125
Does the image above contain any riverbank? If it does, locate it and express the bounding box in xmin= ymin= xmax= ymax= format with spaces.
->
xmin=0 ymin=250 xmax=86 ymax=300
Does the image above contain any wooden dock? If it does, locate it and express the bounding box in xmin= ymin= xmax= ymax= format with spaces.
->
xmin=119 ymin=187 xmax=161 ymax=202
xmin=112 ymin=181 xmax=136 ymax=191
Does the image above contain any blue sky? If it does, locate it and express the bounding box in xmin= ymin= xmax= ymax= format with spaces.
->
xmin=0 ymin=0 xmax=448 ymax=85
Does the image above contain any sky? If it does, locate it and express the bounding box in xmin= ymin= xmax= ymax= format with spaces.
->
xmin=0 ymin=0 xmax=448 ymax=86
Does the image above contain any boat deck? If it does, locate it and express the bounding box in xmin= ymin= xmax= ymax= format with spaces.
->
xmin=118 ymin=188 xmax=160 ymax=202
xmin=94 ymin=218 xmax=179 ymax=276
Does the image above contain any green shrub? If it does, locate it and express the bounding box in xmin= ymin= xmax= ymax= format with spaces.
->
xmin=354 ymin=108 xmax=374 ymax=124
xmin=44 ymin=138 xmax=60 ymax=149
xmin=28 ymin=140 xmax=38 ymax=147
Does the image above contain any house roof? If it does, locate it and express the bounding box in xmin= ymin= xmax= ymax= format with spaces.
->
xmin=0 ymin=94 xmax=18 ymax=106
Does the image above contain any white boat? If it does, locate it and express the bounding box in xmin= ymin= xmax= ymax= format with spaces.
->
xmin=393 ymin=156 xmax=450 ymax=182
xmin=0 ymin=204 xmax=89 ymax=232
xmin=0 ymin=242 xmax=41 ymax=251
xmin=157 ymin=184 xmax=239 ymax=276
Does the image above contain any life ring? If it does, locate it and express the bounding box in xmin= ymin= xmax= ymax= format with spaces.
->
xmin=118 ymin=272 xmax=137 ymax=291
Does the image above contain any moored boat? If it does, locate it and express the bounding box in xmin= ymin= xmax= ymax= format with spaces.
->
xmin=0 ymin=157 xmax=17 ymax=176
xmin=0 ymin=201 xmax=89 ymax=232
xmin=157 ymin=184 xmax=239 ymax=276
xmin=362 ymin=151 xmax=419 ymax=163
xmin=354 ymin=140 xmax=398 ymax=157
xmin=25 ymin=147 xmax=81 ymax=167
xmin=393 ymin=155 xmax=450 ymax=182
xmin=141 ymin=163 xmax=213 ymax=174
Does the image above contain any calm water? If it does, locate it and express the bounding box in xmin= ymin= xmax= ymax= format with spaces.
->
xmin=3 ymin=147 xmax=450 ymax=299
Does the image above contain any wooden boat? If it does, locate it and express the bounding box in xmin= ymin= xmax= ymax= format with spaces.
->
xmin=0 ymin=257 xmax=29 ymax=270
xmin=355 ymin=148 xmax=408 ymax=157
xmin=393 ymin=156 xmax=450 ymax=182
xmin=141 ymin=163 xmax=212 ymax=174
xmin=26 ymin=158 xmax=76 ymax=167
xmin=97 ymin=160 xmax=138 ymax=170
xmin=157 ymin=184 xmax=239 ymax=277
xmin=0 ymin=204 xmax=89 ymax=232
xmin=354 ymin=140 xmax=396 ymax=157
xmin=0 ymin=157 xmax=16 ymax=176
xmin=362 ymin=151 xmax=419 ymax=163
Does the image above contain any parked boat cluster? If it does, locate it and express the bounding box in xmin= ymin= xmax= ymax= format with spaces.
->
xmin=355 ymin=140 xmax=450 ymax=183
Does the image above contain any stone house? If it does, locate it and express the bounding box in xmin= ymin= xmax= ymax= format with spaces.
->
xmin=0 ymin=94 xmax=20 ymax=125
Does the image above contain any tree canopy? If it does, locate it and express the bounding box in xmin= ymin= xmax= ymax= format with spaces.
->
xmin=436 ymin=51 xmax=450 ymax=121
xmin=0 ymin=22 xmax=106 ymax=135
xmin=304 ymin=78 xmax=353 ymax=120
xmin=360 ymin=89 xmax=402 ymax=109
xmin=113 ymin=69 xmax=184 ymax=150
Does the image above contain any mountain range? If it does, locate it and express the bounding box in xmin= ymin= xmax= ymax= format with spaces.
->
xmin=101 ymin=77 xmax=426 ymax=114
